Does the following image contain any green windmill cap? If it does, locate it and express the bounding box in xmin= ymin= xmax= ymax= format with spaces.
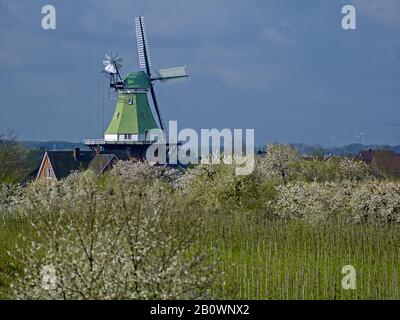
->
xmin=123 ymin=71 xmax=151 ymax=89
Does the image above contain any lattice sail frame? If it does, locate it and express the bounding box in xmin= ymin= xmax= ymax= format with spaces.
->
xmin=135 ymin=16 xmax=152 ymax=70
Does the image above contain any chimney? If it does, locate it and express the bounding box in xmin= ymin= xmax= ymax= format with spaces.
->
xmin=73 ymin=148 xmax=80 ymax=161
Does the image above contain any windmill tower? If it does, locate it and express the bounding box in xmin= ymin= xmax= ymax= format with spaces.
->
xmin=85 ymin=16 xmax=188 ymax=159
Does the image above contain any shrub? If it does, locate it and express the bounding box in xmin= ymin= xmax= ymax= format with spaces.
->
xmin=110 ymin=160 xmax=181 ymax=186
xmin=349 ymin=180 xmax=400 ymax=223
xmin=181 ymin=163 xmax=278 ymax=217
xmin=255 ymin=144 xmax=300 ymax=183
xmin=289 ymin=157 xmax=371 ymax=182
xmin=274 ymin=179 xmax=400 ymax=224
xmin=274 ymin=181 xmax=351 ymax=223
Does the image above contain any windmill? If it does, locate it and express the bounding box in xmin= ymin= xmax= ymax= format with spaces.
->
xmin=86 ymin=16 xmax=188 ymax=158
xmin=105 ymin=16 xmax=187 ymax=135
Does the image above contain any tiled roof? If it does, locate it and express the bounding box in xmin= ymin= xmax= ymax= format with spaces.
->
xmin=47 ymin=151 xmax=95 ymax=180
xmin=87 ymin=154 xmax=117 ymax=175
xmin=102 ymin=150 xmax=129 ymax=161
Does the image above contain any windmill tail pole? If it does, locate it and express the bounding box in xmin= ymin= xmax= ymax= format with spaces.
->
xmin=115 ymin=64 xmax=122 ymax=83
xmin=150 ymin=84 xmax=165 ymax=132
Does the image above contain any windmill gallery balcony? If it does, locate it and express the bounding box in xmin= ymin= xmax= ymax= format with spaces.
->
xmin=84 ymin=138 xmax=158 ymax=146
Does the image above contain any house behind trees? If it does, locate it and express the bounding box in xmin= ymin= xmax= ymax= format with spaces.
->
xmin=36 ymin=148 xmax=125 ymax=184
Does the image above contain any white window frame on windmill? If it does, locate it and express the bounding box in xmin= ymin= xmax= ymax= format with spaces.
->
xmin=118 ymin=134 xmax=138 ymax=142
xmin=123 ymin=88 xmax=148 ymax=94
xmin=124 ymin=134 xmax=133 ymax=140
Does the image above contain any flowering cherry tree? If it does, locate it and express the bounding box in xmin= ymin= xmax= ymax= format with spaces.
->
xmin=12 ymin=171 xmax=211 ymax=299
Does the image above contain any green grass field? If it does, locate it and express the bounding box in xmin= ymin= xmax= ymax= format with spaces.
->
xmin=205 ymin=215 xmax=400 ymax=299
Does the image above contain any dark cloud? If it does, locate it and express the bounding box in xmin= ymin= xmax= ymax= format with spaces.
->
xmin=0 ymin=0 xmax=399 ymax=145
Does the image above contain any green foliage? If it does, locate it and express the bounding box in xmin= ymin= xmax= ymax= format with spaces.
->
xmin=0 ymin=132 xmax=26 ymax=184
xmin=0 ymin=132 xmax=44 ymax=184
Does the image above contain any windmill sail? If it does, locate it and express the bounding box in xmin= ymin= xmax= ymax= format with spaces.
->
xmin=135 ymin=16 xmax=152 ymax=70
xmin=154 ymin=66 xmax=189 ymax=81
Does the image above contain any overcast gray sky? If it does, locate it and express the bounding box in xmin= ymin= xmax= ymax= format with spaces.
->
xmin=0 ymin=0 xmax=399 ymax=146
